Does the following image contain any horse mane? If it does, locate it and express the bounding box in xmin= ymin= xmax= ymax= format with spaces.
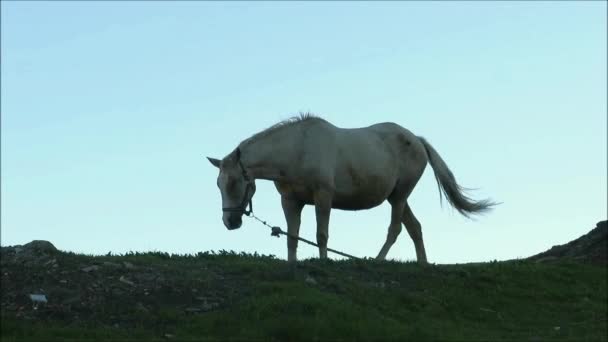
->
xmin=239 ymin=112 xmax=325 ymax=147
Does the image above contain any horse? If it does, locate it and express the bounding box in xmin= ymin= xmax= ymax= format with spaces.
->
xmin=207 ymin=113 xmax=497 ymax=263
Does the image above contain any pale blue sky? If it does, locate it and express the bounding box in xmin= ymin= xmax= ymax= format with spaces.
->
xmin=1 ymin=2 xmax=606 ymax=264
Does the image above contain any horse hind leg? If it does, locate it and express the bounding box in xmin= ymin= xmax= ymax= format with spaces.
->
xmin=402 ymin=202 xmax=428 ymax=264
xmin=376 ymin=198 xmax=405 ymax=260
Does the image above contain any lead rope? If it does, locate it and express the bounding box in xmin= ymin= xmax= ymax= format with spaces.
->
xmin=247 ymin=213 xmax=361 ymax=260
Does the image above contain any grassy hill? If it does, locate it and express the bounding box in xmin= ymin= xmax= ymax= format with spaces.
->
xmin=1 ymin=223 xmax=606 ymax=341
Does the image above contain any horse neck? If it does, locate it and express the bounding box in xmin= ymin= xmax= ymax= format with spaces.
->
xmin=239 ymin=130 xmax=294 ymax=182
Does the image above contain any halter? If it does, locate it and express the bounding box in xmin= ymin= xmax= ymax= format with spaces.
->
xmin=222 ymin=153 xmax=254 ymax=217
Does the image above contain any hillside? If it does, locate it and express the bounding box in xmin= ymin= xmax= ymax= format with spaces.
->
xmin=528 ymin=220 xmax=607 ymax=265
xmin=1 ymin=222 xmax=606 ymax=341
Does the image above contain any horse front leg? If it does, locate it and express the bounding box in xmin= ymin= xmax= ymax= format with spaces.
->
xmin=281 ymin=196 xmax=305 ymax=263
xmin=313 ymin=189 xmax=332 ymax=259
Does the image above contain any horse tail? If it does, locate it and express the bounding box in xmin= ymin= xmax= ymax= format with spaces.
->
xmin=418 ymin=136 xmax=497 ymax=218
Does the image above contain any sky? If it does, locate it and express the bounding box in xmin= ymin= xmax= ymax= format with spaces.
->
xmin=1 ymin=1 xmax=606 ymax=264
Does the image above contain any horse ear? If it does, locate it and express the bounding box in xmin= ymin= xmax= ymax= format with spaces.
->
xmin=207 ymin=157 xmax=221 ymax=168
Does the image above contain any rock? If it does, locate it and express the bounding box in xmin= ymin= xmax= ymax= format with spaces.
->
xmin=23 ymin=240 xmax=57 ymax=254
xmin=43 ymin=258 xmax=58 ymax=267
xmin=305 ymin=275 xmax=317 ymax=285
xmin=139 ymin=273 xmax=158 ymax=283
xmin=119 ymin=276 xmax=135 ymax=286
xmin=29 ymin=294 xmax=48 ymax=304
xmin=111 ymin=288 xmax=125 ymax=296
xmin=123 ymin=262 xmax=136 ymax=270
xmin=135 ymin=302 xmax=149 ymax=313
xmin=81 ymin=265 xmax=100 ymax=273
xmin=103 ymin=261 xmax=121 ymax=268
xmin=201 ymin=301 xmax=219 ymax=311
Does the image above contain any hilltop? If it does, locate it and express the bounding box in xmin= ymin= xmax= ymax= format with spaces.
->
xmin=1 ymin=221 xmax=606 ymax=341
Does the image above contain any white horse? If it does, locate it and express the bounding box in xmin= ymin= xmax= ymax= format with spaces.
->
xmin=207 ymin=114 xmax=496 ymax=263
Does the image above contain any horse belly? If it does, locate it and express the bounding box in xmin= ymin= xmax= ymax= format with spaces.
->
xmin=332 ymin=176 xmax=394 ymax=210
xmin=332 ymin=134 xmax=397 ymax=210
xmin=275 ymin=180 xmax=390 ymax=210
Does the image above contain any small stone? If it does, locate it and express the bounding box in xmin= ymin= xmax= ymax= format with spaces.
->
xmin=135 ymin=302 xmax=149 ymax=313
xmin=305 ymin=275 xmax=317 ymax=285
xmin=103 ymin=261 xmax=121 ymax=268
xmin=59 ymin=279 xmax=68 ymax=284
xmin=123 ymin=262 xmax=136 ymax=269
xmin=554 ymin=326 xmax=560 ymax=331
xmin=81 ymin=265 xmax=100 ymax=272
xmin=119 ymin=276 xmax=135 ymax=286
xmin=29 ymin=294 xmax=48 ymax=304
xmin=201 ymin=302 xmax=219 ymax=311
xmin=164 ymin=333 xmax=175 ymax=339
xmin=111 ymin=288 xmax=125 ymax=296
xmin=43 ymin=259 xmax=57 ymax=266
xmin=185 ymin=307 xmax=202 ymax=313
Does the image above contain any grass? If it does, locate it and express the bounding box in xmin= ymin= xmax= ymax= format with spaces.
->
xmin=1 ymin=250 xmax=606 ymax=341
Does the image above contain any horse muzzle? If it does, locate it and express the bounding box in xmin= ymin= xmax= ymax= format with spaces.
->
xmin=224 ymin=216 xmax=242 ymax=230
